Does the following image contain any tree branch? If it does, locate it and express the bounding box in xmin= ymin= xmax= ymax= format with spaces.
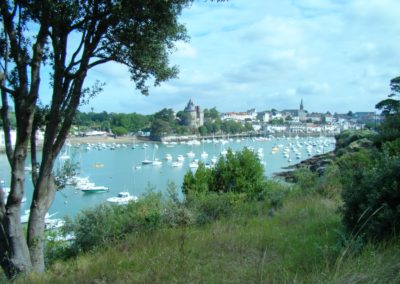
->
xmin=0 ymin=32 xmax=14 ymax=164
xmin=88 ymin=57 xmax=110 ymax=69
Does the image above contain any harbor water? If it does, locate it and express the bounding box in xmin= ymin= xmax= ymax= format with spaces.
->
xmin=0 ymin=136 xmax=335 ymax=219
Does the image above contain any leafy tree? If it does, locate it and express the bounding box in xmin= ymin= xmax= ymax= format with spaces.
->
xmin=198 ymin=125 xmax=208 ymax=136
xmin=0 ymin=0 xmax=212 ymax=277
xmin=150 ymin=119 xmax=172 ymax=139
xmin=150 ymin=108 xmax=177 ymax=138
xmin=182 ymin=149 xmax=266 ymax=199
xmin=176 ymin=110 xmax=191 ymax=126
xmin=375 ymin=76 xmax=400 ymax=144
xmin=112 ymin=126 xmax=128 ymax=136
xmin=269 ymin=118 xmax=284 ymax=125
xmin=244 ymin=122 xmax=253 ymax=131
xmin=204 ymin=107 xmax=219 ymax=121
xmin=339 ymin=76 xmax=400 ymax=241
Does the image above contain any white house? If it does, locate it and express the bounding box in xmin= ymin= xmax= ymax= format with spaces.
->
xmin=221 ymin=109 xmax=257 ymax=122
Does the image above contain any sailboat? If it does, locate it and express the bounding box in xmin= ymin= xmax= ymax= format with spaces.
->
xmin=142 ymin=146 xmax=152 ymax=165
xmin=152 ymin=145 xmax=162 ymax=166
xmin=200 ymin=141 xmax=208 ymax=159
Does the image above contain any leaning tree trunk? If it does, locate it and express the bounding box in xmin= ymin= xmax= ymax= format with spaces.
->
xmin=0 ymin=100 xmax=36 ymax=277
xmin=1 ymin=149 xmax=33 ymax=278
xmin=27 ymin=169 xmax=57 ymax=273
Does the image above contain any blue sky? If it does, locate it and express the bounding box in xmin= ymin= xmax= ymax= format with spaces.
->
xmin=77 ymin=0 xmax=400 ymax=114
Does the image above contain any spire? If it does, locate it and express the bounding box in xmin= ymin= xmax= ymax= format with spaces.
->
xmin=300 ymin=99 xmax=304 ymax=111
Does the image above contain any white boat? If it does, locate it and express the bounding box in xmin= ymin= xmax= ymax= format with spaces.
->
xmin=165 ymin=154 xmax=173 ymax=161
xmin=152 ymin=159 xmax=162 ymax=166
xmin=20 ymin=210 xmax=60 ymax=228
xmin=142 ymin=159 xmax=153 ymax=165
xmin=107 ymin=192 xmax=138 ymax=205
xmin=177 ymin=155 xmax=185 ymax=162
xmin=80 ymin=185 xmax=109 ymax=193
xmin=187 ymin=151 xmax=195 ymax=158
xmin=142 ymin=147 xmax=152 ymax=165
xmin=200 ymin=151 xmax=208 ymax=159
xmin=2 ymin=187 xmax=26 ymax=203
xmin=45 ymin=218 xmax=66 ymax=230
xmin=171 ymin=161 xmax=183 ymax=167
xmin=59 ymin=152 xmax=70 ymax=160
xmin=211 ymin=156 xmax=218 ymax=164
xmin=189 ymin=161 xmax=199 ymax=169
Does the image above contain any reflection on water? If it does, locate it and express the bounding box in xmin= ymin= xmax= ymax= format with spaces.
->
xmin=0 ymin=136 xmax=335 ymax=218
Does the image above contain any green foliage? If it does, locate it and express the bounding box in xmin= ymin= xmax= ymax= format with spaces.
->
xmin=339 ymin=147 xmax=400 ymax=241
xmin=315 ymin=164 xmax=342 ymax=199
xmin=25 ymin=192 xmax=359 ymax=284
xmin=334 ymin=129 xmax=375 ymax=152
xmin=182 ymin=149 xmax=267 ymax=199
xmin=375 ymin=76 xmax=400 ymax=143
xmin=67 ymin=191 xmax=163 ymax=252
xmin=182 ymin=163 xmax=213 ymax=195
xmin=186 ymin=192 xmax=245 ymax=224
xmin=292 ymin=167 xmax=318 ymax=194
xmin=203 ymin=107 xmax=219 ymax=121
xmin=74 ymin=111 xmax=151 ymax=133
xmin=111 ymin=126 xmax=128 ymax=136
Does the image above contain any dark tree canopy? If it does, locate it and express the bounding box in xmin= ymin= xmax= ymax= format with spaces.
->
xmin=0 ymin=0 xmax=227 ymax=278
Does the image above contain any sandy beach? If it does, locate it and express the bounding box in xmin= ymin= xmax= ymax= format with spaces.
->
xmin=67 ymin=135 xmax=150 ymax=145
xmin=0 ymin=135 xmax=151 ymax=152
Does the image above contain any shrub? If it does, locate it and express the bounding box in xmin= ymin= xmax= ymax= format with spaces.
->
xmin=67 ymin=191 xmax=163 ymax=252
xmin=182 ymin=148 xmax=267 ymax=199
xmin=315 ymin=164 xmax=342 ymax=199
xmin=186 ymin=192 xmax=243 ymax=225
xmin=339 ymin=149 xmax=400 ymax=241
xmin=292 ymin=167 xmax=318 ymax=194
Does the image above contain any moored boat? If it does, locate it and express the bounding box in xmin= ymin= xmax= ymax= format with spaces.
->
xmin=107 ymin=192 xmax=138 ymax=205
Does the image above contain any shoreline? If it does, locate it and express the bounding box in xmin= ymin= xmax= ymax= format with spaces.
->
xmin=67 ymin=135 xmax=150 ymax=145
xmin=0 ymin=135 xmax=151 ymax=153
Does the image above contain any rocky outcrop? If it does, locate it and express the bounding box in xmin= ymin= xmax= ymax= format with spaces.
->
xmin=276 ymin=130 xmax=376 ymax=182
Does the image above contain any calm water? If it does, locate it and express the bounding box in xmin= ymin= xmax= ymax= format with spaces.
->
xmin=0 ymin=136 xmax=335 ymax=218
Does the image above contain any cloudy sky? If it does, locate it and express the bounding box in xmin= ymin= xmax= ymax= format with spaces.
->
xmin=79 ymin=0 xmax=400 ymax=114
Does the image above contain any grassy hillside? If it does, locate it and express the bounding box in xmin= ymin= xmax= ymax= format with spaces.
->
xmin=17 ymin=192 xmax=400 ymax=283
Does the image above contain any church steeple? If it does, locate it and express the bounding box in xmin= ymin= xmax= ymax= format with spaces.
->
xmin=300 ymin=99 xmax=304 ymax=111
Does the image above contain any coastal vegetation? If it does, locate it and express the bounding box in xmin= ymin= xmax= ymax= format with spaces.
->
xmin=5 ymin=77 xmax=399 ymax=282
xmin=0 ymin=0 xmax=212 ymax=278
xmin=0 ymin=0 xmax=398 ymax=280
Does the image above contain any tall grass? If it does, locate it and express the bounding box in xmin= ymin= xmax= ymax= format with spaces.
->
xmin=20 ymin=193 xmax=346 ymax=283
xmin=11 ymin=181 xmax=400 ymax=283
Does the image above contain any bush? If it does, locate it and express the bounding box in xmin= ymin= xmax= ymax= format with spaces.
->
xmin=112 ymin=126 xmax=128 ymax=136
xmin=67 ymin=191 xmax=163 ymax=252
xmin=182 ymin=148 xmax=267 ymax=199
xmin=339 ymin=148 xmax=400 ymax=241
xmin=186 ymin=192 xmax=245 ymax=225
xmin=315 ymin=164 xmax=342 ymax=199
xmin=292 ymin=167 xmax=318 ymax=194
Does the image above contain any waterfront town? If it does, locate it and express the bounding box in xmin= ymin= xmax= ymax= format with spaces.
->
xmin=0 ymin=99 xmax=381 ymax=149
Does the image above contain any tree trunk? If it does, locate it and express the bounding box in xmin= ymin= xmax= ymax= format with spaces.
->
xmin=0 ymin=147 xmax=32 ymax=278
xmin=27 ymin=167 xmax=57 ymax=273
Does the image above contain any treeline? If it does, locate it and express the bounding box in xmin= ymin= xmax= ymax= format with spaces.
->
xmin=285 ymin=76 xmax=400 ymax=243
xmin=337 ymin=76 xmax=400 ymax=241
xmin=73 ymin=111 xmax=153 ymax=136
xmin=150 ymin=107 xmax=253 ymax=139
xmin=2 ymin=107 xmax=253 ymax=138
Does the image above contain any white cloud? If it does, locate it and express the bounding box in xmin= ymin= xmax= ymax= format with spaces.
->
xmin=173 ymin=41 xmax=198 ymax=58
xmin=76 ymin=0 xmax=400 ymax=114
